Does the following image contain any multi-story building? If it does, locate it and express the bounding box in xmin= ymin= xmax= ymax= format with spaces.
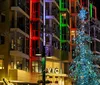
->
xmin=42 ymin=0 xmax=70 ymax=85
xmin=90 ymin=19 xmax=100 ymax=55
xmin=0 ymin=0 xmax=40 ymax=84
xmin=89 ymin=2 xmax=100 ymax=55
xmin=0 ymin=0 xmax=99 ymax=85
xmin=68 ymin=0 xmax=100 ymax=57
xmin=69 ymin=0 xmax=100 ymax=71
xmin=0 ymin=0 xmax=71 ymax=85
xmin=68 ymin=0 xmax=100 ymax=83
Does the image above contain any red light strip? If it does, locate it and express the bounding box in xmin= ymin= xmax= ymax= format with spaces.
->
xmin=30 ymin=0 xmax=40 ymax=60
xmin=93 ymin=6 xmax=97 ymax=19
xmin=30 ymin=0 xmax=32 ymax=57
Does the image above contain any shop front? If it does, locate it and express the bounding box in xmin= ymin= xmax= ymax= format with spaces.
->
xmin=46 ymin=60 xmax=67 ymax=85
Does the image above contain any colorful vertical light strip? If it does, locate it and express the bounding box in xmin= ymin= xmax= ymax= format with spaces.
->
xmin=60 ymin=0 xmax=67 ymax=11
xmin=69 ymin=0 xmax=77 ymax=61
xmin=59 ymin=0 xmax=67 ymax=51
xmin=60 ymin=0 xmax=62 ymax=10
xmin=59 ymin=0 xmax=63 ymax=50
xmin=93 ymin=6 xmax=97 ymax=19
xmin=94 ymin=6 xmax=97 ymax=19
xmin=43 ymin=0 xmax=46 ymax=46
xmin=29 ymin=0 xmax=40 ymax=71
xmin=90 ymin=3 xmax=93 ymax=19
xmin=60 ymin=13 xmax=62 ymax=49
xmin=30 ymin=0 xmax=32 ymax=57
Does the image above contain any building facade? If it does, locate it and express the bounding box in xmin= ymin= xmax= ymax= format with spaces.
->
xmin=0 ymin=0 xmax=70 ymax=85
xmin=0 ymin=0 xmax=99 ymax=85
xmin=0 ymin=0 xmax=38 ymax=84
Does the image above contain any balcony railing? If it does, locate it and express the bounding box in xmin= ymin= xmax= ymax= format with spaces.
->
xmin=10 ymin=19 xmax=29 ymax=34
xmin=10 ymin=42 xmax=29 ymax=55
xmin=55 ymin=0 xmax=59 ymax=6
xmin=11 ymin=0 xmax=29 ymax=15
xmin=10 ymin=31 xmax=29 ymax=55
xmin=45 ymin=7 xmax=59 ymax=22
xmin=53 ymin=47 xmax=69 ymax=60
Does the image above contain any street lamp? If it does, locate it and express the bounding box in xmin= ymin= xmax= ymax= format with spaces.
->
xmin=35 ymin=46 xmax=46 ymax=85
xmin=42 ymin=0 xmax=46 ymax=84
xmin=41 ymin=46 xmax=46 ymax=85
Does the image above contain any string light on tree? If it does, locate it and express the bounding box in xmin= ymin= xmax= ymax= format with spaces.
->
xmin=70 ymin=8 xmax=99 ymax=85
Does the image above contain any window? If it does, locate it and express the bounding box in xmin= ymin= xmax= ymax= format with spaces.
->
xmin=0 ymin=35 xmax=5 ymax=44
xmin=32 ymin=21 xmax=39 ymax=30
xmin=62 ymin=15 xmax=66 ymax=24
xmin=17 ymin=61 xmax=22 ymax=70
xmin=11 ymin=39 xmax=15 ymax=50
xmin=32 ymin=62 xmax=39 ymax=72
xmin=62 ymin=43 xmax=67 ymax=50
xmin=0 ymin=13 xmax=5 ymax=22
xmin=0 ymin=59 xmax=4 ymax=69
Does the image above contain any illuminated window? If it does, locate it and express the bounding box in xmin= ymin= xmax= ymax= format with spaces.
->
xmin=32 ymin=62 xmax=41 ymax=72
xmin=11 ymin=39 xmax=15 ymax=50
xmin=0 ymin=59 xmax=4 ymax=69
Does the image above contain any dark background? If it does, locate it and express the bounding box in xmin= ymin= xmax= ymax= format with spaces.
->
xmin=93 ymin=0 xmax=100 ymax=20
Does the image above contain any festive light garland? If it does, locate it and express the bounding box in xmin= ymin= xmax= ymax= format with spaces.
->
xmin=70 ymin=8 xmax=99 ymax=85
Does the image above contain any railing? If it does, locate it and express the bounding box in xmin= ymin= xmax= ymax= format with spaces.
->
xmin=55 ymin=0 xmax=59 ymax=6
xmin=95 ymin=30 xmax=100 ymax=40
xmin=53 ymin=47 xmax=60 ymax=58
xmin=61 ymin=50 xmax=69 ymax=60
xmin=11 ymin=0 xmax=29 ymax=14
xmin=10 ymin=43 xmax=29 ymax=55
xmin=45 ymin=6 xmax=59 ymax=22
xmin=10 ymin=32 xmax=29 ymax=55
xmin=52 ymin=7 xmax=59 ymax=22
xmin=10 ymin=19 xmax=29 ymax=34
xmin=53 ymin=25 xmax=60 ymax=38
xmin=53 ymin=47 xmax=69 ymax=60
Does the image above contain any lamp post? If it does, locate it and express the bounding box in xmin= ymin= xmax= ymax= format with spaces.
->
xmin=42 ymin=46 xmax=46 ymax=85
xmin=42 ymin=0 xmax=46 ymax=85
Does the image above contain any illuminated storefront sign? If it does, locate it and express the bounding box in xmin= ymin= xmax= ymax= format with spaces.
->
xmin=47 ymin=68 xmax=59 ymax=74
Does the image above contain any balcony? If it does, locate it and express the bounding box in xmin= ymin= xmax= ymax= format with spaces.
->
xmin=10 ymin=50 xmax=29 ymax=60
xmin=91 ymin=38 xmax=100 ymax=55
xmin=53 ymin=34 xmax=60 ymax=41
xmin=10 ymin=28 xmax=29 ymax=56
xmin=9 ymin=69 xmax=41 ymax=83
xmin=46 ymin=15 xmax=59 ymax=24
xmin=10 ymin=19 xmax=29 ymax=34
xmin=53 ymin=47 xmax=60 ymax=59
xmin=10 ymin=28 xmax=29 ymax=38
xmin=45 ymin=0 xmax=59 ymax=9
xmin=11 ymin=7 xmax=29 ymax=19
xmin=40 ymin=0 xmax=43 ymax=5
xmin=0 ymin=69 xmax=41 ymax=83
xmin=11 ymin=0 xmax=29 ymax=19
xmin=45 ymin=2 xmax=59 ymax=24
xmin=53 ymin=47 xmax=69 ymax=60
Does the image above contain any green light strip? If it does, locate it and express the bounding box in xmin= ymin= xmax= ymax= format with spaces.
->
xmin=59 ymin=0 xmax=67 ymax=49
xmin=60 ymin=0 xmax=62 ymax=10
xmin=59 ymin=0 xmax=66 ymax=11
xmin=60 ymin=13 xmax=62 ymax=42
xmin=90 ymin=3 xmax=93 ymax=18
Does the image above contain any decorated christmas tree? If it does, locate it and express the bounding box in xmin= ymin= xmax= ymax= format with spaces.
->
xmin=70 ymin=8 xmax=99 ymax=85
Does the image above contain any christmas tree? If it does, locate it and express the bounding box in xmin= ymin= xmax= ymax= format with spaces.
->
xmin=70 ymin=8 xmax=99 ymax=85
